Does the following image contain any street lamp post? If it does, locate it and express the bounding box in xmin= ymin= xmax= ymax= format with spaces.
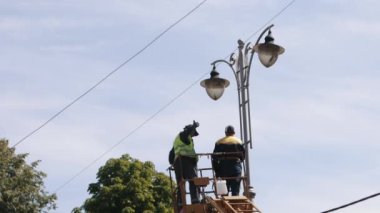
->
xmin=200 ymin=24 xmax=285 ymax=200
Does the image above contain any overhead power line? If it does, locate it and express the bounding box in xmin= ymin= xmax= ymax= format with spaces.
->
xmin=54 ymin=0 xmax=296 ymax=192
xmin=12 ymin=0 xmax=208 ymax=148
xmin=54 ymin=72 xmax=209 ymax=193
xmin=224 ymin=0 xmax=296 ymax=64
xmin=245 ymin=0 xmax=296 ymax=43
xmin=321 ymin=192 xmax=380 ymax=213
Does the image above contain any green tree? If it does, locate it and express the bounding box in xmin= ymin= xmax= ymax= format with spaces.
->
xmin=0 ymin=138 xmax=56 ymax=213
xmin=75 ymin=154 xmax=173 ymax=213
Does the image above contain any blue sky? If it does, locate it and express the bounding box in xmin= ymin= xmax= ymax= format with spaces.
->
xmin=1 ymin=0 xmax=380 ymax=212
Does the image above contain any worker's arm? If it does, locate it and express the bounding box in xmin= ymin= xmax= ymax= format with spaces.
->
xmin=212 ymin=143 xmax=221 ymax=177
xmin=238 ymin=144 xmax=245 ymax=161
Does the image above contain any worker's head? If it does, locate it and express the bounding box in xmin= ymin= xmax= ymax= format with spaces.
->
xmin=184 ymin=120 xmax=199 ymax=137
xmin=225 ymin=125 xmax=235 ymax=136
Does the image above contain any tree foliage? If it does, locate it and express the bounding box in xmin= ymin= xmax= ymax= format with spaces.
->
xmin=0 ymin=138 xmax=56 ymax=213
xmin=75 ymin=154 xmax=173 ymax=213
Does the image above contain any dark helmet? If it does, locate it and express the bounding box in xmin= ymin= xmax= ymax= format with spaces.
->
xmin=225 ymin=125 xmax=235 ymax=134
xmin=184 ymin=120 xmax=199 ymax=136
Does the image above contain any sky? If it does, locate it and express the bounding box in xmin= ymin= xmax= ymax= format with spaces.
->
xmin=1 ymin=0 xmax=380 ymax=212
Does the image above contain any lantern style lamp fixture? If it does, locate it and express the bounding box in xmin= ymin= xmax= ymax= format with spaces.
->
xmin=200 ymin=24 xmax=285 ymax=201
xmin=252 ymin=29 xmax=285 ymax=67
xmin=200 ymin=66 xmax=230 ymax=100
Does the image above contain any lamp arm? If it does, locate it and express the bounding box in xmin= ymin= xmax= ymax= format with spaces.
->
xmin=246 ymin=24 xmax=275 ymax=82
xmin=211 ymin=58 xmax=239 ymax=83
xmin=255 ymin=24 xmax=274 ymax=46
xmin=211 ymin=59 xmax=233 ymax=67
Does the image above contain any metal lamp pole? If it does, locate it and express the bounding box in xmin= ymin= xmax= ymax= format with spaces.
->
xmin=201 ymin=24 xmax=285 ymax=200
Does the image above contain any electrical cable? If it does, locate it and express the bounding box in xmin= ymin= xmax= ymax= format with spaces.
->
xmin=321 ymin=192 xmax=380 ymax=213
xmin=244 ymin=0 xmax=296 ymax=43
xmin=54 ymin=72 xmax=209 ymax=193
xmin=12 ymin=0 xmax=208 ymax=148
xmin=53 ymin=0 xmax=296 ymax=193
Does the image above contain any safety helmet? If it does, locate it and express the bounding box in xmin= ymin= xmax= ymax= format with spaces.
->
xmin=225 ymin=125 xmax=235 ymax=134
xmin=184 ymin=120 xmax=199 ymax=136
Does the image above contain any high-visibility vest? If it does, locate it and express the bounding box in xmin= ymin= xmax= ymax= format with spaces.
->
xmin=173 ymin=134 xmax=196 ymax=159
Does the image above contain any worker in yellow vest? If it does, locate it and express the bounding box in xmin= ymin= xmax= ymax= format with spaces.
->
xmin=173 ymin=120 xmax=200 ymax=205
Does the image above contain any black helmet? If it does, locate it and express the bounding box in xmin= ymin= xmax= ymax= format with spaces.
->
xmin=225 ymin=125 xmax=235 ymax=134
xmin=184 ymin=120 xmax=199 ymax=136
